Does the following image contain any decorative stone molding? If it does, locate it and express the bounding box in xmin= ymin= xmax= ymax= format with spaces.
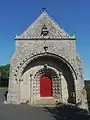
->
xmin=33 ymin=66 xmax=62 ymax=100
xmin=14 ymin=53 xmax=77 ymax=82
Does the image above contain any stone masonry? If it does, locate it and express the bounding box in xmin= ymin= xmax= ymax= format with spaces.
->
xmin=7 ymin=11 xmax=88 ymax=110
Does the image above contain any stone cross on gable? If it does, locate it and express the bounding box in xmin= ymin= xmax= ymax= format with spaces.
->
xmin=42 ymin=0 xmax=46 ymax=11
xmin=42 ymin=8 xmax=46 ymax=12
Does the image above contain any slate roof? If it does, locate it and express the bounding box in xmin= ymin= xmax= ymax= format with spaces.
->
xmin=16 ymin=11 xmax=75 ymax=40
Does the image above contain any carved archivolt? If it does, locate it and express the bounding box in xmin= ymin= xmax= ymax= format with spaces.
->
xmin=32 ymin=66 xmax=62 ymax=99
xmin=14 ymin=53 xmax=77 ymax=83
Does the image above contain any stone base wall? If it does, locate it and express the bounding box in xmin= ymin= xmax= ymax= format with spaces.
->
xmin=7 ymin=38 xmax=88 ymax=111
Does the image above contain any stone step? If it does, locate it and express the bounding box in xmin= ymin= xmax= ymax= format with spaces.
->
xmin=34 ymin=98 xmax=58 ymax=105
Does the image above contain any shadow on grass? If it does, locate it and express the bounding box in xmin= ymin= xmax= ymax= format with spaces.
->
xmin=44 ymin=104 xmax=90 ymax=120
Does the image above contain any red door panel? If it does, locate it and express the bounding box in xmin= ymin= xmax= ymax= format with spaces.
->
xmin=40 ymin=76 xmax=52 ymax=97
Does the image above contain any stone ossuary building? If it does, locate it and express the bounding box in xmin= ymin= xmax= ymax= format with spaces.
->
xmin=7 ymin=11 xmax=88 ymax=110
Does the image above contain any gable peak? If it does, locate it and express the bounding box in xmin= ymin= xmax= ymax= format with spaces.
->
xmin=16 ymin=11 xmax=76 ymax=40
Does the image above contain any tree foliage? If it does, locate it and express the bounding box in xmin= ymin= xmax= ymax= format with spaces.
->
xmin=0 ymin=64 xmax=10 ymax=87
xmin=85 ymin=80 xmax=90 ymax=111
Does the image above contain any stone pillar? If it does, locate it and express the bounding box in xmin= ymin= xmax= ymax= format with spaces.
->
xmin=30 ymin=74 xmax=34 ymax=104
xmin=59 ymin=72 xmax=62 ymax=103
xmin=61 ymin=73 xmax=68 ymax=104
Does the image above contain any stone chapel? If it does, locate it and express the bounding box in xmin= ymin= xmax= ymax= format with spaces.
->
xmin=7 ymin=11 xmax=88 ymax=110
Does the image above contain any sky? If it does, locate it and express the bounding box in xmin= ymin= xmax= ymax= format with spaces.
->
xmin=0 ymin=0 xmax=90 ymax=80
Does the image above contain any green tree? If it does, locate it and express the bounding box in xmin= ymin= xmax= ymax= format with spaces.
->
xmin=85 ymin=80 xmax=90 ymax=111
xmin=0 ymin=64 xmax=10 ymax=87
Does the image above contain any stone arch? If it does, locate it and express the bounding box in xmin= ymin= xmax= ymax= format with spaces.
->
xmin=17 ymin=53 xmax=76 ymax=104
xmin=15 ymin=53 xmax=77 ymax=81
xmin=33 ymin=66 xmax=62 ymax=100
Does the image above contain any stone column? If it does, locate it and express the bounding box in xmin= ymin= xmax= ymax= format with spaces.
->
xmin=59 ymin=72 xmax=62 ymax=103
xmin=30 ymin=74 xmax=34 ymax=104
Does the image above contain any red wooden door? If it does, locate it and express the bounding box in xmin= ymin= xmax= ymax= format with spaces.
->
xmin=40 ymin=76 xmax=52 ymax=97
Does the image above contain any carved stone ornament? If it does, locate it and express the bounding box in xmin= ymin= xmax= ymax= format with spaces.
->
xmin=41 ymin=24 xmax=49 ymax=36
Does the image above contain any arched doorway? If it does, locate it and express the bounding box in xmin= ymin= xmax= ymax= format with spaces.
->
xmin=21 ymin=53 xmax=76 ymax=104
xmin=40 ymin=75 xmax=52 ymax=97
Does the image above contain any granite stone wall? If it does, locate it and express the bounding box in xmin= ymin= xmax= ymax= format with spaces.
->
xmin=7 ymin=11 xmax=88 ymax=110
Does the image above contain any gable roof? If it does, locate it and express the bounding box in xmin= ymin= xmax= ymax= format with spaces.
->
xmin=16 ymin=11 xmax=75 ymax=40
